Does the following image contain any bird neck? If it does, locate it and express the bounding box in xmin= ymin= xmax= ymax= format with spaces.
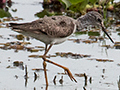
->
xmin=76 ymin=16 xmax=90 ymax=31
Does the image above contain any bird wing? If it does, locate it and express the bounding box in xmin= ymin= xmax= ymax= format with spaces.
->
xmin=9 ymin=16 xmax=76 ymax=38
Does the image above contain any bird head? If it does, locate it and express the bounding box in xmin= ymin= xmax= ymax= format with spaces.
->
xmin=77 ymin=11 xmax=114 ymax=43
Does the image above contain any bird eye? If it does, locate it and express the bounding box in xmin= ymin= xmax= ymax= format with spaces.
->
xmin=97 ymin=18 xmax=102 ymax=22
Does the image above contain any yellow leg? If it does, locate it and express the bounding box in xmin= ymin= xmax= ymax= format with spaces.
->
xmin=42 ymin=56 xmax=77 ymax=83
xmin=42 ymin=44 xmax=51 ymax=86
xmin=43 ymin=60 xmax=48 ymax=86
xmin=42 ymin=44 xmax=77 ymax=87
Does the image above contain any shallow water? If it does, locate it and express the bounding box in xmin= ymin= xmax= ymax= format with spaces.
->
xmin=0 ymin=0 xmax=120 ymax=90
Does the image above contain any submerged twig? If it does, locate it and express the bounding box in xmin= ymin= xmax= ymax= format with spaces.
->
xmin=84 ymin=73 xmax=87 ymax=86
xmin=24 ymin=65 xmax=28 ymax=87
xmin=34 ymin=72 xmax=38 ymax=82
xmin=59 ymin=76 xmax=63 ymax=85
xmin=53 ymin=75 xmax=57 ymax=85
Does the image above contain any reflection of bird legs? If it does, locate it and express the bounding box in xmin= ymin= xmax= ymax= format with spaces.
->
xmin=42 ymin=44 xmax=77 ymax=86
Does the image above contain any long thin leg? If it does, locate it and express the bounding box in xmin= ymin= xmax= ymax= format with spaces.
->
xmin=42 ymin=44 xmax=77 ymax=86
xmin=45 ymin=44 xmax=48 ymax=52
xmin=43 ymin=60 xmax=48 ymax=86
xmin=42 ymin=56 xmax=77 ymax=83
xmin=44 ymin=44 xmax=53 ymax=56
xmin=43 ymin=44 xmax=53 ymax=86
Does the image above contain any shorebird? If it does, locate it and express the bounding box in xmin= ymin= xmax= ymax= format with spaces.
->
xmin=9 ymin=11 xmax=114 ymax=86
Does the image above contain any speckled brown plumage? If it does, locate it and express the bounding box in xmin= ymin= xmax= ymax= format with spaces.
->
xmin=10 ymin=16 xmax=76 ymax=38
xmin=10 ymin=11 xmax=114 ymax=44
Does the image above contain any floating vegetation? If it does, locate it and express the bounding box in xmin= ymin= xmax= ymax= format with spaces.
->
xmin=0 ymin=39 xmax=50 ymax=53
xmin=6 ymin=60 xmax=24 ymax=70
xmin=118 ymin=33 xmax=120 ymax=36
xmin=113 ymin=42 xmax=120 ymax=49
xmin=0 ymin=9 xmax=11 ymax=18
xmin=9 ymin=34 xmax=30 ymax=41
xmin=96 ymin=59 xmax=114 ymax=62
xmin=32 ymin=68 xmax=48 ymax=72
xmin=82 ymin=40 xmax=97 ymax=44
xmin=16 ymin=34 xmax=24 ymax=40
xmin=75 ymin=31 xmax=87 ymax=35
xmin=116 ymin=28 xmax=120 ymax=32
xmin=68 ymin=38 xmax=98 ymax=44
xmin=28 ymin=55 xmax=41 ymax=58
xmin=55 ymin=52 xmax=91 ymax=59
xmin=13 ymin=61 xmax=23 ymax=67
xmin=101 ymin=45 xmax=111 ymax=49
xmin=6 ymin=65 xmax=12 ymax=68
xmin=68 ymin=39 xmax=82 ymax=43
xmin=0 ymin=41 xmax=31 ymax=51
xmin=26 ymin=47 xmax=44 ymax=52
xmin=114 ymin=44 xmax=120 ymax=49
xmin=13 ymin=61 xmax=24 ymax=70
xmin=88 ymin=31 xmax=100 ymax=36
xmin=68 ymin=36 xmax=107 ymax=44
xmin=75 ymin=30 xmax=102 ymax=36
xmin=75 ymin=73 xmax=85 ymax=77
xmin=2 ymin=17 xmax=23 ymax=22
xmin=101 ymin=42 xmax=120 ymax=49
xmin=115 ymin=42 xmax=120 ymax=44
xmin=87 ymin=58 xmax=114 ymax=62
xmin=28 ymin=55 xmax=51 ymax=58
xmin=35 ymin=46 xmax=44 ymax=49
xmin=29 ymin=49 xmax=40 ymax=52
xmin=75 ymin=73 xmax=88 ymax=86
xmin=0 ymin=17 xmax=23 ymax=28
xmin=27 ymin=46 xmax=45 ymax=52
xmin=11 ymin=45 xmax=25 ymax=50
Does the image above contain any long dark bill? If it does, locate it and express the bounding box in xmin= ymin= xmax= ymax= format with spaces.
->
xmin=101 ymin=24 xmax=114 ymax=43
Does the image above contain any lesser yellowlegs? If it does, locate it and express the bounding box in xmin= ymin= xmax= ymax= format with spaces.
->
xmin=9 ymin=11 xmax=114 ymax=86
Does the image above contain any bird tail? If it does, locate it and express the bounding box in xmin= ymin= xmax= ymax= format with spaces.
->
xmin=9 ymin=23 xmax=28 ymax=30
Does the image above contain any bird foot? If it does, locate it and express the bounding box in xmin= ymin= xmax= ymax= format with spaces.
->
xmin=64 ymin=67 xmax=77 ymax=83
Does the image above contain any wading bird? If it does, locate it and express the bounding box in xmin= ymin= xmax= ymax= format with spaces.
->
xmin=9 ymin=11 xmax=114 ymax=86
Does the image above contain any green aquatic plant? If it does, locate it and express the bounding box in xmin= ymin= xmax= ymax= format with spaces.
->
xmin=59 ymin=0 xmax=89 ymax=13
xmin=0 ymin=9 xmax=11 ymax=18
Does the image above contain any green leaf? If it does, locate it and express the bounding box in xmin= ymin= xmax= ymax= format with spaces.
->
xmin=88 ymin=31 xmax=100 ymax=36
xmin=35 ymin=10 xmax=54 ymax=18
xmin=35 ymin=9 xmax=62 ymax=18
xmin=75 ymin=31 xmax=87 ymax=35
xmin=89 ymin=0 xmax=97 ymax=4
xmin=69 ymin=0 xmax=89 ymax=12
xmin=59 ymin=0 xmax=86 ymax=8
xmin=0 ymin=9 xmax=11 ymax=18
xmin=69 ymin=0 xmax=87 ymax=4
xmin=69 ymin=0 xmax=84 ymax=4
xmin=59 ymin=0 xmax=71 ymax=8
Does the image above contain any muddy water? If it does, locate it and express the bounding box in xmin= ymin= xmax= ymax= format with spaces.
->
xmin=0 ymin=0 xmax=120 ymax=90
